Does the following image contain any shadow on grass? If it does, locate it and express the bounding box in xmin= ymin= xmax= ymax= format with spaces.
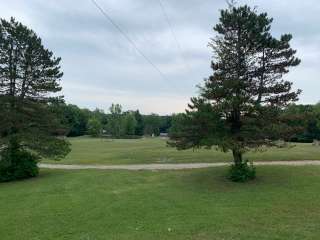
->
xmin=179 ymin=166 xmax=296 ymax=194
xmin=0 ymin=168 xmax=66 ymax=186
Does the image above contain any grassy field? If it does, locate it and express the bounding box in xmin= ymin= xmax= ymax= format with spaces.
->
xmin=1 ymin=166 xmax=320 ymax=239
xmin=44 ymin=137 xmax=320 ymax=165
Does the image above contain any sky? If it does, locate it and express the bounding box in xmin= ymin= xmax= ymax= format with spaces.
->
xmin=1 ymin=0 xmax=319 ymax=114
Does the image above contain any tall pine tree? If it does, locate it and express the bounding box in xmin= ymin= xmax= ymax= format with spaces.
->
xmin=0 ymin=18 xmax=70 ymax=181
xmin=169 ymin=4 xmax=301 ymax=181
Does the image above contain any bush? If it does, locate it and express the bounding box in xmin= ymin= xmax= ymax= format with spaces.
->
xmin=228 ymin=160 xmax=256 ymax=182
xmin=0 ymin=147 xmax=39 ymax=182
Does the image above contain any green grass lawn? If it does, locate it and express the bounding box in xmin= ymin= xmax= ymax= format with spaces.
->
xmin=1 ymin=166 xmax=320 ymax=239
xmin=45 ymin=137 xmax=320 ymax=165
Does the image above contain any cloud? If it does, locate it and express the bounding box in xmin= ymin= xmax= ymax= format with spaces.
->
xmin=1 ymin=0 xmax=319 ymax=113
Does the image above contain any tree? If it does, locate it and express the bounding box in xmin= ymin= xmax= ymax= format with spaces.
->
xmin=144 ymin=114 xmax=161 ymax=136
xmin=92 ymin=108 xmax=108 ymax=126
xmin=0 ymin=18 xmax=70 ymax=181
xmin=168 ymin=4 xmax=301 ymax=181
xmin=122 ymin=112 xmax=137 ymax=136
xmin=87 ymin=117 xmax=103 ymax=137
xmin=314 ymin=103 xmax=320 ymax=134
xmin=106 ymin=103 xmax=123 ymax=138
xmin=61 ymin=104 xmax=90 ymax=137
xmin=134 ymin=110 xmax=145 ymax=136
xmin=282 ymin=104 xmax=319 ymax=142
xmin=159 ymin=115 xmax=172 ymax=133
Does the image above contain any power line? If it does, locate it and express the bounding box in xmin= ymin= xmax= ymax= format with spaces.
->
xmin=90 ymin=0 xmax=168 ymax=82
xmin=158 ymin=0 xmax=191 ymax=73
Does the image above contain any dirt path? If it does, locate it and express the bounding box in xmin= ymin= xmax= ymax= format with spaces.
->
xmin=39 ymin=160 xmax=320 ymax=171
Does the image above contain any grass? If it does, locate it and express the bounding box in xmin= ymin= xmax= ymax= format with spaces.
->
xmin=1 ymin=166 xmax=320 ymax=239
xmin=44 ymin=137 xmax=320 ymax=165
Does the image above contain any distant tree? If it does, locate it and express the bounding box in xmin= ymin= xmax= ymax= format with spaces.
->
xmin=283 ymin=104 xmax=320 ymax=142
xmin=106 ymin=103 xmax=123 ymax=138
xmin=159 ymin=115 xmax=172 ymax=133
xmin=122 ymin=112 xmax=137 ymax=136
xmin=168 ymin=5 xmax=301 ymax=181
xmin=92 ymin=108 xmax=108 ymax=125
xmin=61 ymin=104 xmax=90 ymax=137
xmin=134 ymin=110 xmax=145 ymax=136
xmin=169 ymin=114 xmax=185 ymax=137
xmin=87 ymin=117 xmax=103 ymax=137
xmin=144 ymin=114 xmax=161 ymax=136
xmin=0 ymin=18 xmax=70 ymax=181
xmin=314 ymin=103 xmax=320 ymax=131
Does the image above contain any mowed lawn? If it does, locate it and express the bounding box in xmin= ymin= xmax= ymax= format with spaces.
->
xmin=1 ymin=166 xmax=320 ymax=239
xmin=45 ymin=137 xmax=320 ymax=165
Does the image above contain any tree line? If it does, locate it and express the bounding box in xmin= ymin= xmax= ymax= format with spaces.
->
xmin=171 ymin=103 xmax=320 ymax=144
xmin=283 ymin=103 xmax=320 ymax=142
xmin=53 ymin=101 xmax=320 ymax=143
xmin=53 ymin=103 xmax=172 ymax=138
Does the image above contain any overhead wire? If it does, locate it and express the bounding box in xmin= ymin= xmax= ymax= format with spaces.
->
xmin=90 ymin=0 xmax=170 ymax=82
xmin=158 ymin=0 xmax=192 ymax=73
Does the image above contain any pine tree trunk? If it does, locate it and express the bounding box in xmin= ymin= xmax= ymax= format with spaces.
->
xmin=232 ymin=149 xmax=242 ymax=166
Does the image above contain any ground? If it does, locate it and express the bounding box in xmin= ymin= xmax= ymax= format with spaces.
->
xmin=1 ymin=166 xmax=320 ymax=240
xmin=2 ymin=137 xmax=320 ymax=239
xmin=44 ymin=137 xmax=320 ymax=165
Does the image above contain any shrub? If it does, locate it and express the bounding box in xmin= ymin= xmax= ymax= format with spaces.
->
xmin=228 ymin=160 xmax=256 ymax=182
xmin=0 ymin=147 xmax=39 ymax=182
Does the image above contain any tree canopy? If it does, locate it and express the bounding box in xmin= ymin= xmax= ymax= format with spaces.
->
xmin=169 ymin=4 xmax=301 ymax=179
xmin=0 ymin=18 xmax=70 ymax=181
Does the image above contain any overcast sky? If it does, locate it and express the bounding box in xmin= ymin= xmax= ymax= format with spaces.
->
xmin=1 ymin=0 xmax=319 ymax=114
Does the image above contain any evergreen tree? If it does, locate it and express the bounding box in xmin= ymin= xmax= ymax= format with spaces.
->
xmin=169 ymin=5 xmax=301 ymax=181
xmin=0 ymin=18 xmax=70 ymax=181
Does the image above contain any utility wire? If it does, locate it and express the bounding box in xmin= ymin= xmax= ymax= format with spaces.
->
xmin=91 ymin=0 xmax=169 ymax=82
xmin=158 ymin=0 xmax=191 ymax=73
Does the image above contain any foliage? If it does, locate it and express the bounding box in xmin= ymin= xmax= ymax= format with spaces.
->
xmin=37 ymin=101 xmax=320 ymax=141
xmin=169 ymin=4 xmax=301 ymax=179
xmin=122 ymin=112 xmax=137 ymax=136
xmin=106 ymin=103 xmax=123 ymax=138
xmin=283 ymin=104 xmax=320 ymax=142
xmin=228 ymin=160 xmax=256 ymax=182
xmin=144 ymin=114 xmax=161 ymax=136
xmin=87 ymin=117 xmax=103 ymax=137
xmin=0 ymin=137 xmax=38 ymax=182
xmin=50 ymin=102 xmax=174 ymax=139
xmin=134 ymin=110 xmax=145 ymax=136
xmin=0 ymin=17 xmax=70 ymax=181
xmin=65 ymin=105 xmax=90 ymax=137
xmin=159 ymin=115 xmax=172 ymax=134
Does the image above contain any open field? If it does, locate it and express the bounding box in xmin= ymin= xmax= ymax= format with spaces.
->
xmin=1 ymin=166 xmax=320 ymax=240
xmin=44 ymin=137 xmax=320 ymax=165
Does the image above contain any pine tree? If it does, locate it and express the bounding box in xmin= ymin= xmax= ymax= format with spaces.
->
xmin=169 ymin=5 xmax=301 ymax=181
xmin=0 ymin=18 xmax=70 ymax=181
